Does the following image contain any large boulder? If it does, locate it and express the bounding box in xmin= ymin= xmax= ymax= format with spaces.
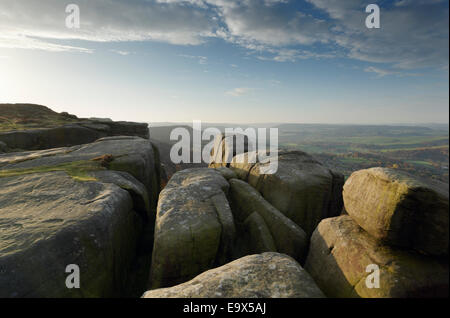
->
xmin=149 ymin=168 xmax=235 ymax=289
xmin=209 ymin=133 xmax=255 ymax=169
xmin=343 ymin=168 xmax=449 ymax=256
xmin=229 ymin=178 xmax=307 ymax=263
xmin=304 ymin=216 xmax=449 ymax=298
xmin=0 ymin=136 xmax=161 ymax=297
xmin=0 ymin=136 xmax=161 ymax=219
xmin=243 ymin=212 xmax=277 ymax=253
xmin=229 ymin=151 xmax=344 ymax=236
xmin=143 ymin=252 xmax=325 ymax=298
xmin=0 ymin=171 xmax=142 ymax=297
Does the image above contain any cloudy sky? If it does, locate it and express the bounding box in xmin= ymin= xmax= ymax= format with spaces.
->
xmin=0 ymin=0 xmax=448 ymax=123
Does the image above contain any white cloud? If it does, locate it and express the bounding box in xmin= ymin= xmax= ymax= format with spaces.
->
xmin=307 ymin=0 xmax=449 ymax=70
xmin=0 ymin=0 xmax=218 ymax=51
xmin=364 ymin=66 xmax=398 ymax=78
xmin=110 ymin=49 xmax=132 ymax=56
xmin=179 ymin=54 xmax=208 ymax=65
xmin=0 ymin=0 xmax=447 ymax=71
xmin=225 ymin=87 xmax=252 ymax=97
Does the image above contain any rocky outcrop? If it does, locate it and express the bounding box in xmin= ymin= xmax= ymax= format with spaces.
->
xmin=0 ymin=136 xmax=161 ymax=297
xmin=229 ymin=178 xmax=307 ymax=262
xmin=343 ymin=168 xmax=449 ymax=256
xmin=0 ymin=121 xmax=149 ymax=151
xmin=243 ymin=212 xmax=277 ymax=253
xmin=305 ymin=168 xmax=449 ymax=298
xmin=305 ymin=216 xmax=448 ymax=298
xmin=209 ymin=133 xmax=255 ymax=169
xmin=213 ymin=150 xmax=344 ymax=236
xmin=149 ymin=168 xmax=235 ymax=289
xmin=143 ymin=253 xmax=325 ymax=298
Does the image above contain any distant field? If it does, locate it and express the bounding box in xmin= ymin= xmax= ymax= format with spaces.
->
xmin=149 ymin=123 xmax=449 ymax=184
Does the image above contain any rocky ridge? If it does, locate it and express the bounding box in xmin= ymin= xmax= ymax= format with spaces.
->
xmin=0 ymin=105 xmax=448 ymax=298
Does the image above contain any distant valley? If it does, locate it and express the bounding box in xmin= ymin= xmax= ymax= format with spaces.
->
xmin=149 ymin=123 xmax=449 ymax=183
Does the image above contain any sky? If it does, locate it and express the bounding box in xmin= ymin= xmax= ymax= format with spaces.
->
xmin=0 ymin=0 xmax=448 ymax=124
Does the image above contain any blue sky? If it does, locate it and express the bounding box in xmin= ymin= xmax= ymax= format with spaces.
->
xmin=0 ymin=0 xmax=448 ymax=124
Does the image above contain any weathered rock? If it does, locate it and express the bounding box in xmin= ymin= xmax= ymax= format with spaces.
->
xmin=243 ymin=212 xmax=277 ymax=253
xmin=343 ymin=167 xmax=449 ymax=256
xmin=0 ymin=120 xmax=149 ymax=151
xmin=143 ymin=253 xmax=325 ymax=298
xmin=0 ymin=172 xmax=142 ymax=297
xmin=209 ymin=133 xmax=256 ymax=168
xmin=229 ymin=151 xmax=344 ymax=236
xmin=211 ymin=193 xmax=237 ymax=264
xmin=304 ymin=216 xmax=449 ymax=298
xmin=0 ymin=136 xmax=162 ymax=297
xmin=213 ymin=166 xmax=238 ymax=180
xmin=0 ymin=141 xmax=7 ymax=152
xmin=149 ymin=168 xmax=232 ymax=289
xmin=0 ymin=136 xmax=161 ymax=218
xmin=229 ymin=178 xmax=307 ymax=262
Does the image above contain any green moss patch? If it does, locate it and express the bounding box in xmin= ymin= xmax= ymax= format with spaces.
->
xmin=0 ymin=160 xmax=105 ymax=182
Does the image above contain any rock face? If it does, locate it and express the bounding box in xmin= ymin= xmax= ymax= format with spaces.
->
xmin=221 ymin=150 xmax=344 ymax=236
xmin=209 ymin=133 xmax=255 ymax=168
xmin=0 ymin=136 xmax=161 ymax=297
xmin=243 ymin=212 xmax=277 ymax=253
xmin=343 ymin=168 xmax=449 ymax=256
xmin=0 ymin=121 xmax=149 ymax=151
xmin=149 ymin=168 xmax=235 ymax=289
xmin=229 ymin=178 xmax=307 ymax=262
xmin=305 ymin=216 xmax=448 ymax=298
xmin=143 ymin=253 xmax=325 ymax=298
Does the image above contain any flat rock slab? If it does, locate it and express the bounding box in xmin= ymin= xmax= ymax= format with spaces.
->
xmin=0 ymin=136 xmax=161 ymax=217
xmin=0 ymin=119 xmax=149 ymax=151
xmin=149 ymin=168 xmax=232 ymax=289
xmin=143 ymin=252 xmax=325 ymax=298
xmin=0 ymin=172 xmax=141 ymax=297
xmin=343 ymin=167 xmax=449 ymax=256
xmin=305 ymin=216 xmax=449 ymax=298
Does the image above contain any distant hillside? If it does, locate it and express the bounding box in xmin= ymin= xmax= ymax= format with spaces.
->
xmin=0 ymin=103 xmax=80 ymax=132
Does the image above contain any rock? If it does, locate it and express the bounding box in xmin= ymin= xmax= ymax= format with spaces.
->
xmin=343 ymin=167 xmax=449 ymax=256
xmin=211 ymin=193 xmax=237 ymax=264
xmin=0 ymin=119 xmax=149 ymax=151
xmin=149 ymin=168 xmax=232 ymax=289
xmin=0 ymin=172 xmax=142 ymax=297
xmin=0 ymin=125 xmax=105 ymax=151
xmin=213 ymin=166 xmax=238 ymax=180
xmin=243 ymin=212 xmax=277 ymax=253
xmin=142 ymin=253 xmax=325 ymax=298
xmin=209 ymin=133 xmax=256 ymax=168
xmin=0 ymin=141 xmax=7 ymax=152
xmin=229 ymin=178 xmax=307 ymax=262
xmin=0 ymin=136 xmax=162 ymax=297
xmin=0 ymin=136 xmax=161 ymax=218
xmin=304 ymin=216 xmax=449 ymax=298
xmin=229 ymin=151 xmax=344 ymax=236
